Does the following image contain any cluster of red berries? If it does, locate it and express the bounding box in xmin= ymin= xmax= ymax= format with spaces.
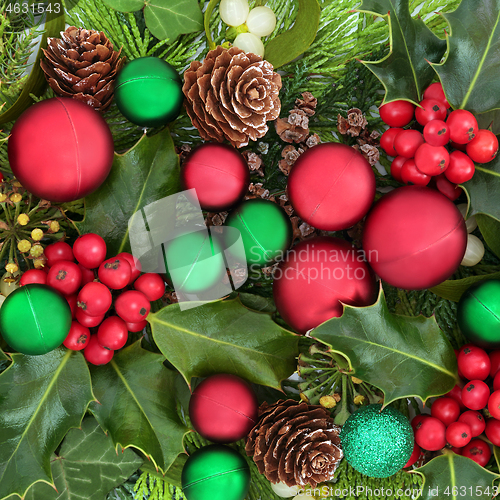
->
xmin=380 ymin=83 xmax=499 ymax=200
xmin=408 ymin=344 xmax=500 ymax=468
xmin=19 ymin=233 xmax=165 ymax=365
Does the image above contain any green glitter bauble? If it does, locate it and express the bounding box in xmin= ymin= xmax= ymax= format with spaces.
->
xmin=181 ymin=444 xmax=250 ymax=500
xmin=340 ymin=404 xmax=414 ymax=478
xmin=224 ymin=199 xmax=292 ymax=266
xmin=458 ymin=280 xmax=500 ymax=348
xmin=0 ymin=284 xmax=72 ymax=355
xmin=115 ymin=57 xmax=183 ymax=127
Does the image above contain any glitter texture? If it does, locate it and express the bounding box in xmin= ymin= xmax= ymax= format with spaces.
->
xmin=340 ymin=404 xmax=414 ymax=478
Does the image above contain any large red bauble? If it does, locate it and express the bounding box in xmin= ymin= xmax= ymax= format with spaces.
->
xmin=273 ymin=237 xmax=377 ymax=334
xmin=8 ymin=97 xmax=114 ymax=202
xmin=362 ymin=186 xmax=467 ymax=290
xmin=181 ymin=143 xmax=250 ymax=212
xmin=287 ymin=143 xmax=375 ymax=231
xmin=189 ymin=374 xmax=258 ymax=443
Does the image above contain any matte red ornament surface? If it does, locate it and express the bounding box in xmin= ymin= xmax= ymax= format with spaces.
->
xmin=8 ymin=97 xmax=114 ymax=202
xmin=362 ymin=186 xmax=467 ymax=290
xmin=287 ymin=143 xmax=375 ymax=231
xmin=273 ymin=237 xmax=378 ymax=334
xmin=181 ymin=143 xmax=250 ymax=212
xmin=189 ymin=373 xmax=259 ymax=443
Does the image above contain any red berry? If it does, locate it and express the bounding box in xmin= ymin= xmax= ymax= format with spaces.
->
xmin=379 ymin=100 xmax=415 ymax=127
xmin=457 ymin=344 xmax=490 ymax=380
xmin=394 ymin=130 xmax=424 ymax=158
xmin=450 ymin=446 xmax=463 ymax=454
xmin=97 ymin=316 xmax=128 ymax=350
xmin=488 ymin=390 xmax=500 ymax=420
xmin=461 ymin=380 xmax=490 ymax=410
xmin=494 ymin=371 xmax=500 ymax=392
xmin=431 ymin=397 xmax=460 ymax=425
xmin=415 ymin=99 xmax=447 ymax=126
xmin=98 ymin=256 xmax=132 ymax=290
xmin=19 ymin=269 xmax=47 ymax=286
xmin=466 ymin=129 xmax=499 ymax=164
xmin=450 ymin=141 xmax=467 ymax=152
xmin=380 ymin=128 xmax=403 ymax=156
xmin=434 ymin=174 xmax=462 ymax=201
xmin=403 ymin=441 xmax=421 ymax=468
xmin=44 ymin=241 xmax=74 ymax=267
xmin=423 ymin=82 xmax=450 ymax=108
xmin=390 ymin=156 xmax=407 ymax=182
xmin=84 ymin=335 xmax=114 ymax=365
xmin=415 ymin=416 xmax=446 ymax=451
xmin=485 ymin=418 xmax=500 ymax=446
xmin=73 ymin=233 xmax=107 ymax=269
xmin=134 ymin=273 xmax=165 ymax=301
xmin=77 ymin=281 xmax=112 ymax=316
xmin=401 ymin=159 xmax=431 ymax=186
xmin=411 ymin=414 xmax=429 ymax=432
xmin=47 ymin=260 xmax=82 ymax=295
xmin=414 ymin=143 xmax=449 ymax=176
xmin=0 ymin=172 xmax=4 ymax=183
xmin=63 ymin=321 xmax=90 ymax=351
xmin=116 ymin=252 xmax=142 ymax=284
xmin=66 ymin=293 xmax=78 ymax=319
xmin=76 ymin=308 xmax=105 ymax=328
xmin=79 ymin=264 xmax=95 ymax=287
xmin=446 ymin=110 xmax=478 ymax=144
xmin=115 ymin=290 xmax=150 ymax=323
xmin=125 ymin=319 xmax=147 ymax=332
xmin=446 ymin=384 xmax=466 ymax=410
xmin=461 ymin=439 xmax=491 ymax=467
xmin=446 ymin=421 xmax=472 ymax=448
xmin=490 ymin=350 xmax=500 ymax=378
xmin=458 ymin=410 xmax=485 ymax=437
xmin=445 ymin=151 xmax=475 ymax=184
xmin=423 ymin=120 xmax=450 ymax=147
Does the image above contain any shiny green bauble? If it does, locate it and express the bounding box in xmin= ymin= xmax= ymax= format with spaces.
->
xmin=458 ymin=280 xmax=500 ymax=348
xmin=115 ymin=57 xmax=183 ymax=127
xmin=224 ymin=199 xmax=292 ymax=266
xmin=0 ymin=284 xmax=72 ymax=355
xmin=181 ymin=444 xmax=250 ymax=500
xmin=340 ymin=404 xmax=413 ymax=478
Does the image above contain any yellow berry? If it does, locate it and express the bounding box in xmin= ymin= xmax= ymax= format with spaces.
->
xmin=30 ymin=244 xmax=44 ymax=258
xmin=0 ymin=194 xmax=7 ymax=203
xmin=31 ymin=228 xmax=44 ymax=241
xmin=12 ymin=181 xmax=22 ymax=188
xmin=354 ymin=395 xmax=366 ymax=405
xmin=351 ymin=376 xmax=363 ymax=384
xmin=6 ymin=263 xmax=19 ymax=274
xmin=17 ymin=239 xmax=32 ymax=253
xmin=33 ymin=256 xmax=47 ymax=269
xmin=320 ymin=395 xmax=337 ymax=409
xmin=17 ymin=214 xmax=29 ymax=226
xmin=48 ymin=220 xmax=60 ymax=233
xmin=10 ymin=193 xmax=22 ymax=203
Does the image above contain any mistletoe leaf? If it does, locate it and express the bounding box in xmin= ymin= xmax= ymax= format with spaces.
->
xmin=413 ymin=453 xmax=500 ymax=500
xmin=75 ymin=128 xmax=181 ymax=257
xmin=148 ymin=297 xmax=299 ymax=390
xmin=0 ymin=349 xmax=94 ymax=500
xmin=430 ymin=271 xmax=500 ymax=302
xmin=431 ymin=0 xmax=500 ymax=114
xmin=24 ymin=418 xmax=142 ymax=500
xmin=89 ymin=341 xmax=189 ymax=473
xmin=311 ymin=287 xmax=458 ymax=406
xmin=356 ymin=0 xmax=447 ymax=104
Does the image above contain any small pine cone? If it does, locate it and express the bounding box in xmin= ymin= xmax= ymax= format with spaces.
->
xmin=245 ymin=399 xmax=343 ymax=488
xmin=183 ymin=46 xmax=282 ymax=148
xmin=41 ymin=26 xmax=125 ymax=112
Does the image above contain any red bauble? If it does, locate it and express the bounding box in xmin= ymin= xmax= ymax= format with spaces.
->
xmin=8 ymin=97 xmax=114 ymax=202
xmin=287 ymin=143 xmax=375 ymax=231
xmin=273 ymin=237 xmax=377 ymax=334
xmin=181 ymin=143 xmax=249 ymax=212
xmin=362 ymin=186 xmax=467 ymax=290
xmin=189 ymin=374 xmax=258 ymax=443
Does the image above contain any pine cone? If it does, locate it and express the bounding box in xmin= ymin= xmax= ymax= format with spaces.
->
xmin=183 ymin=46 xmax=282 ymax=148
xmin=41 ymin=26 xmax=125 ymax=112
xmin=245 ymin=399 xmax=343 ymax=488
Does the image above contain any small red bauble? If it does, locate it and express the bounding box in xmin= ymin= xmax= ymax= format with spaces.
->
xmin=273 ymin=237 xmax=377 ymax=334
xmin=181 ymin=143 xmax=250 ymax=212
xmin=189 ymin=374 xmax=258 ymax=443
xmin=287 ymin=143 xmax=375 ymax=231
xmin=8 ymin=97 xmax=114 ymax=202
xmin=362 ymin=186 xmax=467 ymax=289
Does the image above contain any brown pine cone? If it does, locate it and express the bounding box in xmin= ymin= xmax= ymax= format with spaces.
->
xmin=245 ymin=399 xmax=343 ymax=488
xmin=183 ymin=46 xmax=282 ymax=148
xmin=41 ymin=26 xmax=125 ymax=112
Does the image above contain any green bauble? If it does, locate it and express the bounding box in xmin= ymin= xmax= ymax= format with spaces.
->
xmin=224 ymin=199 xmax=292 ymax=266
xmin=181 ymin=444 xmax=250 ymax=500
xmin=340 ymin=404 xmax=413 ymax=478
xmin=115 ymin=57 xmax=183 ymax=127
xmin=0 ymin=284 xmax=72 ymax=355
xmin=458 ymin=280 xmax=500 ymax=348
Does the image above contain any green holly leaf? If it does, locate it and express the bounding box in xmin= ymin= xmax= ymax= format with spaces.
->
xmin=75 ymin=128 xmax=181 ymax=257
xmin=148 ymin=297 xmax=299 ymax=390
xmin=89 ymin=341 xmax=189 ymax=473
xmin=431 ymin=0 xmax=500 ymax=114
xmin=476 ymin=214 xmax=500 ymax=259
xmin=0 ymin=346 xmax=7 ymax=362
xmin=24 ymin=418 xmax=142 ymax=500
xmin=0 ymin=349 xmax=94 ymax=500
xmin=356 ymin=0 xmax=447 ymax=104
xmin=430 ymin=271 xmax=500 ymax=302
xmin=311 ymin=287 xmax=458 ymax=406
xmin=413 ymin=453 xmax=500 ymax=500
xmin=476 ymin=110 xmax=500 ymax=135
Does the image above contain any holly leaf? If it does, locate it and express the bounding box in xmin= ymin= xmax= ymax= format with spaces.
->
xmin=311 ymin=287 xmax=458 ymax=406
xmin=139 ymin=455 xmax=188 ymax=488
xmin=148 ymin=297 xmax=299 ymax=390
xmin=413 ymin=453 xmax=500 ymax=500
xmin=0 ymin=346 xmax=7 ymax=362
xmin=476 ymin=110 xmax=500 ymax=135
xmin=431 ymin=0 xmax=500 ymax=114
xmin=75 ymin=128 xmax=181 ymax=257
xmin=24 ymin=418 xmax=142 ymax=500
xmin=89 ymin=341 xmax=189 ymax=473
xmin=476 ymin=214 xmax=500 ymax=259
xmin=430 ymin=271 xmax=500 ymax=302
xmin=356 ymin=0 xmax=447 ymax=104
xmin=0 ymin=349 xmax=94 ymax=500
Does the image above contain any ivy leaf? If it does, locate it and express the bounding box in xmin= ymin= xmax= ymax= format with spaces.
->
xmin=24 ymin=418 xmax=142 ymax=500
xmin=431 ymin=0 xmax=500 ymax=114
xmin=430 ymin=271 xmax=500 ymax=302
xmin=413 ymin=453 xmax=500 ymax=500
xmin=89 ymin=341 xmax=189 ymax=473
xmin=0 ymin=349 xmax=94 ymax=500
xmin=311 ymin=287 xmax=458 ymax=406
xmin=148 ymin=298 xmax=299 ymax=390
xmin=75 ymin=128 xmax=181 ymax=257
xmin=356 ymin=0 xmax=447 ymax=104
